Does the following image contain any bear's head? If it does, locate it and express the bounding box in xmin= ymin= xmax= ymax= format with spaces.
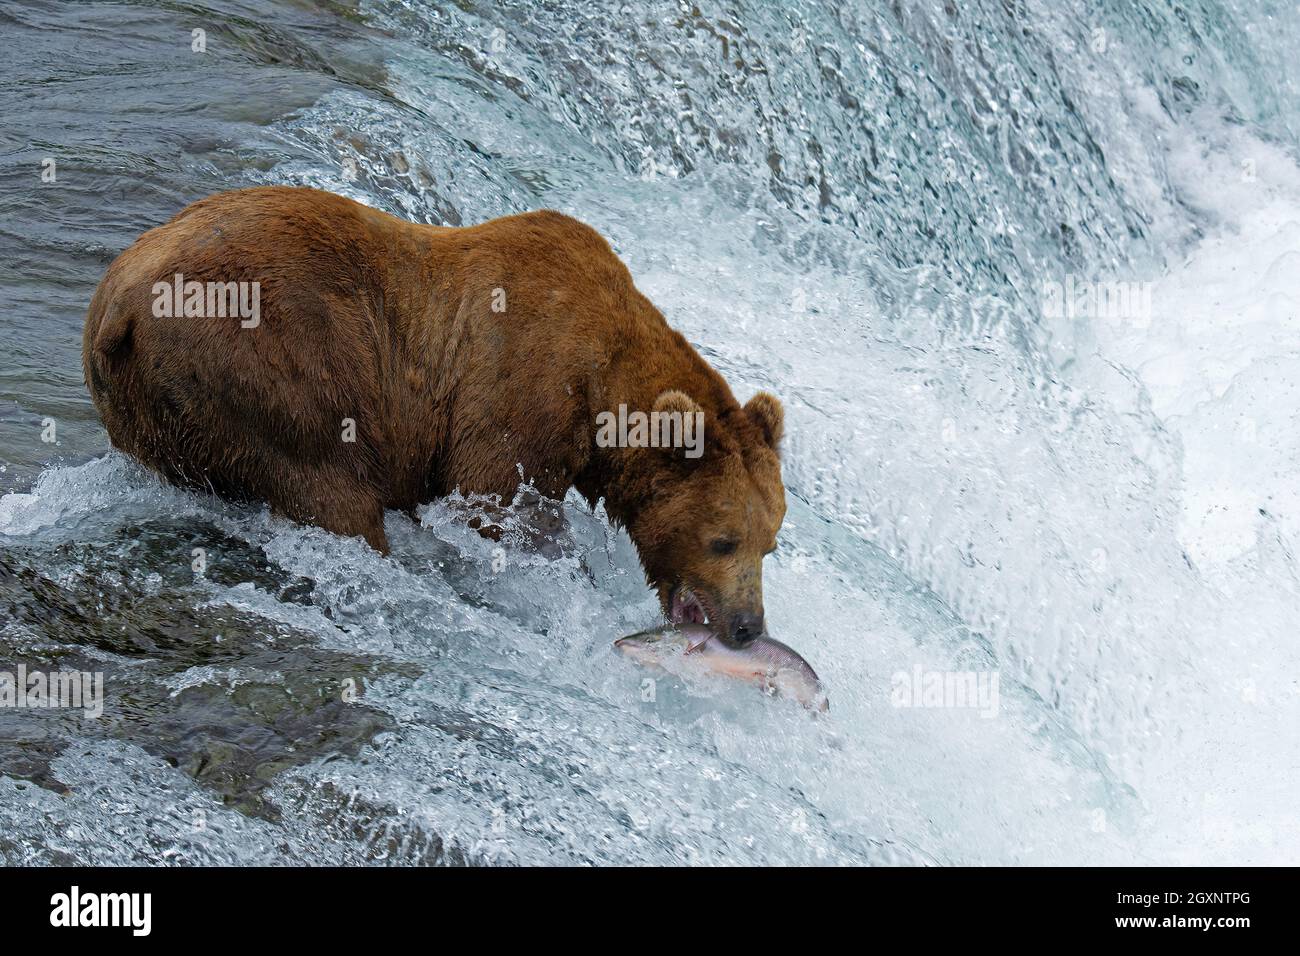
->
xmin=629 ymin=389 xmax=787 ymax=648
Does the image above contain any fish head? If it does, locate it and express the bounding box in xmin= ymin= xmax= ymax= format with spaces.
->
xmin=614 ymin=623 xmax=712 ymax=662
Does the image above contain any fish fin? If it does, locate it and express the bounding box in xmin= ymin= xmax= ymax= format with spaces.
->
xmin=684 ymin=631 xmax=712 ymax=654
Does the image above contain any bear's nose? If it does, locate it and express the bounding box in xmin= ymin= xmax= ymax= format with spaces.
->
xmin=729 ymin=611 xmax=764 ymax=647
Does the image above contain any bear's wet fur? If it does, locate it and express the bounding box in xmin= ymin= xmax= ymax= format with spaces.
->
xmin=84 ymin=187 xmax=786 ymax=643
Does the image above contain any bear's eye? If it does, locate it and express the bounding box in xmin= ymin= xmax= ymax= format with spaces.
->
xmin=710 ymin=538 xmax=739 ymax=556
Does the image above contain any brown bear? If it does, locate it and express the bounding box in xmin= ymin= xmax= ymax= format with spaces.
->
xmin=83 ymin=186 xmax=786 ymax=646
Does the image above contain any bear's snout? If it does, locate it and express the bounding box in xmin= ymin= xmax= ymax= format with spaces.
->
xmin=725 ymin=610 xmax=764 ymax=648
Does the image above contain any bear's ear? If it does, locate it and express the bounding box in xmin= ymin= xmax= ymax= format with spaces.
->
xmin=744 ymin=391 xmax=784 ymax=449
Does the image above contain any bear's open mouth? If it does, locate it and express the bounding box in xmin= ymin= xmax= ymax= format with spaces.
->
xmin=670 ymin=585 xmax=712 ymax=628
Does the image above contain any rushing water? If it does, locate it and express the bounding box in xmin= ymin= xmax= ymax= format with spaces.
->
xmin=1 ymin=0 xmax=1298 ymax=864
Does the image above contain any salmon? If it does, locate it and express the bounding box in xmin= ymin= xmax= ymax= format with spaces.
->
xmin=615 ymin=623 xmax=828 ymax=712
